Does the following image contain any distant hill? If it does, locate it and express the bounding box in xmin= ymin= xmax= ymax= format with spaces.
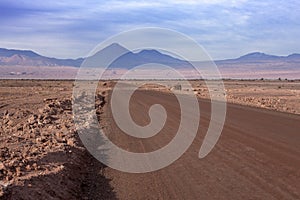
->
xmin=236 ymin=52 xmax=281 ymax=61
xmin=286 ymin=53 xmax=300 ymax=60
xmin=0 ymin=48 xmax=83 ymax=67
xmin=216 ymin=52 xmax=300 ymax=64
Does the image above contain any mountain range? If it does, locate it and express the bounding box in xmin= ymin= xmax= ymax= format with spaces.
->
xmin=1 ymin=44 xmax=300 ymax=68
xmin=0 ymin=48 xmax=83 ymax=67
xmin=217 ymin=52 xmax=300 ymax=64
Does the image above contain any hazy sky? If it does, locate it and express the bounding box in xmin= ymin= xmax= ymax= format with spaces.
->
xmin=0 ymin=0 xmax=299 ymax=60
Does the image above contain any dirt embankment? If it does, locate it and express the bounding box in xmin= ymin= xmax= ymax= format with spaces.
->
xmin=0 ymin=80 xmax=115 ymax=200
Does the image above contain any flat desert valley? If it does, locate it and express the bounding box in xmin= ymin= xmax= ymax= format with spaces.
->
xmin=0 ymin=79 xmax=300 ymax=199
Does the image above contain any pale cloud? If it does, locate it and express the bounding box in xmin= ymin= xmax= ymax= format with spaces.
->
xmin=170 ymin=0 xmax=248 ymax=6
xmin=100 ymin=1 xmax=163 ymax=11
xmin=0 ymin=0 xmax=299 ymax=59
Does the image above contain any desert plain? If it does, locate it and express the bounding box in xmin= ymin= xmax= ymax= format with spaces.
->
xmin=0 ymin=79 xmax=299 ymax=199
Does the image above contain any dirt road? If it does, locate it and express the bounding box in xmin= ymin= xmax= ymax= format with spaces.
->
xmin=101 ymin=90 xmax=300 ymax=200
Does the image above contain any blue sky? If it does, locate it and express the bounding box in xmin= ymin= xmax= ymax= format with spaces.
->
xmin=0 ymin=0 xmax=299 ymax=60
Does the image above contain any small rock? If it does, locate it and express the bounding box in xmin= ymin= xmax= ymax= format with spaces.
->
xmin=7 ymin=120 xmax=13 ymax=126
xmin=67 ymin=138 xmax=75 ymax=146
xmin=27 ymin=115 xmax=37 ymax=125
xmin=6 ymin=170 xmax=12 ymax=180
xmin=36 ymin=137 xmax=42 ymax=143
xmin=15 ymin=167 xmax=21 ymax=177
xmin=32 ymin=163 xmax=38 ymax=170
xmin=56 ymin=132 xmax=63 ymax=139
xmin=0 ymin=162 xmax=5 ymax=171
xmin=43 ymin=98 xmax=57 ymax=102
xmin=25 ymin=165 xmax=31 ymax=171
xmin=16 ymin=124 xmax=23 ymax=131
xmin=38 ymin=108 xmax=44 ymax=114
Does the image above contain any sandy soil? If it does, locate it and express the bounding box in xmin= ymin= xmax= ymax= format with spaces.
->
xmin=1 ymin=65 xmax=300 ymax=80
xmin=0 ymin=79 xmax=299 ymax=199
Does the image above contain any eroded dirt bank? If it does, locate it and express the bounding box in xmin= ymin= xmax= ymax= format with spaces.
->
xmin=0 ymin=80 xmax=115 ymax=199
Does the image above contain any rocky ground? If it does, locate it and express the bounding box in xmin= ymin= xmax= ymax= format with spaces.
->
xmin=0 ymin=80 xmax=115 ymax=199
xmin=191 ymin=80 xmax=300 ymax=114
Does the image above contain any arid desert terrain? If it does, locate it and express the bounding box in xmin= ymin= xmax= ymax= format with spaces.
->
xmin=0 ymin=79 xmax=300 ymax=199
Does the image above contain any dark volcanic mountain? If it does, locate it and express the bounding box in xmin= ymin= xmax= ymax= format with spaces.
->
xmin=83 ymin=43 xmax=190 ymax=68
xmin=111 ymin=49 xmax=189 ymax=68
